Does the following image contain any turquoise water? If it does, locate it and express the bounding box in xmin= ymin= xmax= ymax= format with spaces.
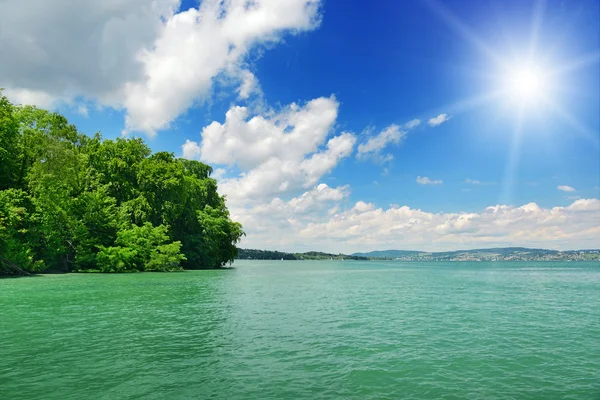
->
xmin=1 ymin=261 xmax=599 ymax=399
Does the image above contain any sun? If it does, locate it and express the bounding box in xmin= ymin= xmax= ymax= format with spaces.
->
xmin=423 ymin=0 xmax=599 ymax=204
xmin=503 ymin=63 xmax=551 ymax=107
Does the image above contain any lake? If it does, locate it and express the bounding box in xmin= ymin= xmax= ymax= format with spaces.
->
xmin=1 ymin=261 xmax=599 ymax=399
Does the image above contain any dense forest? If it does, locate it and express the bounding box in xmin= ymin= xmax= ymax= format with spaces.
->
xmin=0 ymin=91 xmax=243 ymax=275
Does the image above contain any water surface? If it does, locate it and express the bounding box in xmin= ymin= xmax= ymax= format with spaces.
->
xmin=2 ymin=261 xmax=599 ymax=399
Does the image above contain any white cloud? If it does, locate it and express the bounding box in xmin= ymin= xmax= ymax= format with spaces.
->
xmin=0 ymin=0 xmax=179 ymax=108
xmin=212 ymin=168 xmax=228 ymax=181
xmin=230 ymin=183 xmax=351 ymax=248
xmin=557 ymin=185 xmax=576 ymax=192
xmin=287 ymin=183 xmax=349 ymax=213
xmin=357 ymin=124 xmax=405 ymax=162
xmin=356 ymin=119 xmax=424 ymax=163
xmin=237 ymin=197 xmax=600 ymax=252
xmin=181 ymin=139 xmax=202 ymax=160
xmin=566 ymin=198 xmax=598 ymax=211
xmin=184 ymin=96 xmax=355 ymax=205
xmin=3 ymin=88 xmax=62 ymax=109
xmin=236 ymin=70 xmax=261 ymax=100
xmin=0 ymin=0 xmax=322 ymax=135
xmin=300 ymin=133 xmax=356 ymax=186
xmin=417 ymin=176 xmax=443 ymax=185
xmin=464 ymin=178 xmax=496 ymax=186
xmin=196 ymin=96 xmax=338 ymax=169
xmin=405 ymin=119 xmax=421 ymax=129
xmin=428 ymin=113 xmax=450 ymax=127
xmin=219 ymin=131 xmax=355 ymax=204
xmin=123 ymin=0 xmax=322 ymax=135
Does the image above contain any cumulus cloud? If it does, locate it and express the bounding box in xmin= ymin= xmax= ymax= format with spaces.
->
xmin=183 ymin=96 xmax=355 ymax=204
xmin=0 ymin=0 xmax=322 ymax=135
xmin=557 ymin=185 xmax=576 ymax=192
xmin=0 ymin=0 xmax=179 ymax=108
xmin=417 ymin=176 xmax=443 ymax=185
xmin=264 ymin=184 xmax=349 ymax=216
xmin=356 ymin=124 xmax=405 ymax=162
xmin=230 ymin=183 xmax=351 ymax=248
xmin=181 ymin=139 xmax=202 ymax=160
xmin=238 ymin=197 xmax=600 ymax=252
xmin=428 ymin=113 xmax=450 ymax=127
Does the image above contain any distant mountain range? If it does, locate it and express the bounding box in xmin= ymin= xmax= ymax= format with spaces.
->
xmin=351 ymin=247 xmax=560 ymax=258
xmin=236 ymin=247 xmax=600 ymax=261
xmin=352 ymin=247 xmax=600 ymax=261
xmin=351 ymin=250 xmax=424 ymax=258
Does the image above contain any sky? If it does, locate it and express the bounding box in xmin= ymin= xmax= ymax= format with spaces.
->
xmin=1 ymin=0 xmax=599 ymax=252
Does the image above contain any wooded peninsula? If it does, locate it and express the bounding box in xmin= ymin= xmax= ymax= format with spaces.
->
xmin=0 ymin=91 xmax=243 ymax=275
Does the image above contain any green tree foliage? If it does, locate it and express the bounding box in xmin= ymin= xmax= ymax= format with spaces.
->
xmin=0 ymin=91 xmax=243 ymax=274
xmin=96 ymin=224 xmax=185 ymax=272
xmin=0 ymin=189 xmax=45 ymax=273
xmin=0 ymin=94 xmax=19 ymax=190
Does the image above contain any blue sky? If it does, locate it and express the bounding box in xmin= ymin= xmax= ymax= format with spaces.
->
xmin=1 ymin=0 xmax=599 ymax=251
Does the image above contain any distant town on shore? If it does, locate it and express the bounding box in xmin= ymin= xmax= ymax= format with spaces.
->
xmin=236 ymin=247 xmax=600 ymax=262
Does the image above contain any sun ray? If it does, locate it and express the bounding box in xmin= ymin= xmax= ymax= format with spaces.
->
xmin=551 ymin=81 xmax=599 ymax=101
xmin=528 ymin=0 xmax=547 ymax=62
xmin=423 ymin=0 xmax=508 ymax=69
xmin=500 ymin=107 xmax=526 ymax=205
xmin=417 ymin=90 xmax=505 ymax=122
xmin=542 ymin=98 xmax=600 ymax=149
xmin=549 ymin=51 xmax=600 ymax=78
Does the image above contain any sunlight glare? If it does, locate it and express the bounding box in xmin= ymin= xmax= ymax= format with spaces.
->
xmin=504 ymin=64 xmax=550 ymax=107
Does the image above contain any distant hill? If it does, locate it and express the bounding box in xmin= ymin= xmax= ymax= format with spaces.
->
xmin=449 ymin=247 xmax=557 ymax=255
xmin=351 ymin=250 xmax=424 ymax=258
xmin=352 ymin=247 xmax=600 ymax=261
xmin=354 ymin=247 xmax=557 ymax=258
xmin=236 ymin=248 xmax=367 ymax=261
xmin=236 ymin=248 xmax=297 ymax=260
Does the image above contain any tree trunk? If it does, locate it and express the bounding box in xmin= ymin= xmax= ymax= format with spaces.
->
xmin=0 ymin=256 xmax=31 ymax=276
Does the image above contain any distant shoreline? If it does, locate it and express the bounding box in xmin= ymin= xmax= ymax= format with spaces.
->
xmin=236 ymin=247 xmax=600 ymax=262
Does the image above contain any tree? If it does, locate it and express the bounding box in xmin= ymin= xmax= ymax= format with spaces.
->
xmin=0 ymin=91 xmax=19 ymax=190
xmin=26 ymin=138 xmax=85 ymax=271
xmin=13 ymin=105 xmax=82 ymax=189
xmin=70 ymin=187 xmax=119 ymax=271
xmin=0 ymin=189 xmax=45 ymax=273
xmin=85 ymin=137 xmax=151 ymax=205
xmin=195 ymin=206 xmax=244 ymax=268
